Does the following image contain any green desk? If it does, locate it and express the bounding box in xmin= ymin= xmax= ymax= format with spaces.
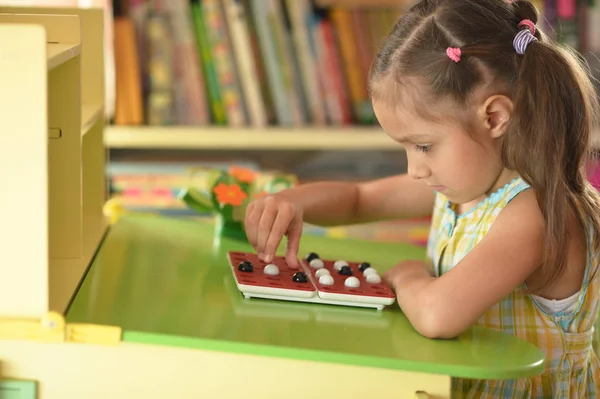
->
xmin=63 ymin=214 xmax=544 ymax=398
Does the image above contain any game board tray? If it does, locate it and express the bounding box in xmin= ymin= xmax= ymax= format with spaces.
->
xmin=227 ymin=251 xmax=396 ymax=311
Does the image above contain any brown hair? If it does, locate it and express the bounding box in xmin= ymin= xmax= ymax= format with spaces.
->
xmin=369 ymin=0 xmax=600 ymax=292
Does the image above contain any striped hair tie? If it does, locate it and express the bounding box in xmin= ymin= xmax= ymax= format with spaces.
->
xmin=513 ymin=19 xmax=537 ymax=55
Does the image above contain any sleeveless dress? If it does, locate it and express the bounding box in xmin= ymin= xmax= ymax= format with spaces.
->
xmin=426 ymin=177 xmax=600 ymax=398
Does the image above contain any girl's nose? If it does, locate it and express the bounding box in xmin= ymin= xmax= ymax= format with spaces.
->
xmin=408 ymin=160 xmax=432 ymax=180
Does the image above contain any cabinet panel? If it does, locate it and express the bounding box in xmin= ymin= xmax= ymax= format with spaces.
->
xmin=0 ymin=379 xmax=37 ymax=399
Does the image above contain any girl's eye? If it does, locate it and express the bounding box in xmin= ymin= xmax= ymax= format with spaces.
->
xmin=414 ymin=144 xmax=432 ymax=153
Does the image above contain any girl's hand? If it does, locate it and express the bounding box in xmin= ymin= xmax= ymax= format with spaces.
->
xmin=383 ymin=260 xmax=433 ymax=291
xmin=244 ymin=193 xmax=304 ymax=268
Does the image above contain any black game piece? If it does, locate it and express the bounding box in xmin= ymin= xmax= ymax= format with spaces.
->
xmin=305 ymin=252 xmax=319 ymax=262
xmin=238 ymin=260 xmax=253 ymax=272
xmin=358 ymin=262 xmax=371 ymax=272
xmin=339 ymin=266 xmax=352 ymax=275
xmin=292 ymin=271 xmax=309 ymax=283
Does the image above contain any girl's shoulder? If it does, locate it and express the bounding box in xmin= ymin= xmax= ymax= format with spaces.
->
xmin=432 ymin=176 xmax=532 ymax=223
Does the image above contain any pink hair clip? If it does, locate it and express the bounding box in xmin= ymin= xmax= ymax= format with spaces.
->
xmin=446 ymin=47 xmax=461 ymax=63
xmin=518 ymin=19 xmax=536 ymax=35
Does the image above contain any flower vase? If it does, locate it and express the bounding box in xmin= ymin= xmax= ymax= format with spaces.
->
xmin=180 ymin=165 xmax=297 ymax=244
xmin=214 ymin=213 xmax=247 ymax=241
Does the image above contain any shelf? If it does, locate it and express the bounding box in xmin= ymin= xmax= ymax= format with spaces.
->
xmin=81 ymin=103 xmax=103 ymax=135
xmin=105 ymin=125 xmax=600 ymax=151
xmin=104 ymin=126 xmax=401 ymax=150
xmin=47 ymin=42 xmax=80 ymax=70
xmin=315 ymin=0 xmax=407 ymax=7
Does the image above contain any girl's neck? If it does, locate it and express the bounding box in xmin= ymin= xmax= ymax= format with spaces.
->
xmin=486 ymin=168 xmax=520 ymax=197
xmin=458 ymin=168 xmax=520 ymax=215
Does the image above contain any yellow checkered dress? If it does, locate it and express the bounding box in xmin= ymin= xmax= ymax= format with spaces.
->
xmin=426 ymin=177 xmax=600 ymax=398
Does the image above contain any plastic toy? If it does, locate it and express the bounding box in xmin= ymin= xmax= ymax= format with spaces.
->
xmin=228 ymin=251 xmax=396 ymax=310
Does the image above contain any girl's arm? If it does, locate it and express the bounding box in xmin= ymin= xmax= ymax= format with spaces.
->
xmin=388 ymin=189 xmax=544 ymax=339
xmin=246 ymin=174 xmax=435 ymax=266
xmin=355 ymin=174 xmax=436 ymax=222
xmin=282 ymin=174 xmax=435 ymax=227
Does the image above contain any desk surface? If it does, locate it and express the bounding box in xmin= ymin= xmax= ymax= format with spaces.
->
xmin=66 ymin=214 xmax=544 ymax=379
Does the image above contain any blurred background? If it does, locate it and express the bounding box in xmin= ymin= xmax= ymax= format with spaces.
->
xmin=3 ymin=0 xmax=600 ymax=246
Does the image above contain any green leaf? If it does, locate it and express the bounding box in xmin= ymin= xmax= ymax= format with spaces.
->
xmin=179 ymin=188 xmax=214 ymax=213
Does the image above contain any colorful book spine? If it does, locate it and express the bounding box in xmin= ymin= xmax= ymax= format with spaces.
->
xmin=557 ymin=0 xmax=579 ymax=48
xmin=240 ymin=0 xmax=277 ymax=124
xmin=190 ymin=0 xmax=227 ymax=125
xmin=331 ymin=8 xmax=372 ymax=124
xmin=250 ymin=0 xmax=294 ymax=125
xmin=319 ymin=15 xmax=352 ymax=125
xmin=285 ymin=0 xmax=327 ymax=125
xmin=166 ymin=0 xmax=210 ymax=125
xmin=203 ymin=0 xmax=247 ymax=126
xmin=267 ymin=0 xmax=307 ymax=125
xmin=222 ymin=0 xmax=268 ymax=127
xmin=145 ymin=13 xmax=174 ymax=125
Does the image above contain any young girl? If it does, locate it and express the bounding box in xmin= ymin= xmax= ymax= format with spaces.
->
xmin=244 ymin=0 xmax=600 ymax=396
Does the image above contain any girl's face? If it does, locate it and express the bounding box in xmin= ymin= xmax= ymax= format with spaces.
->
xmin=374 ymin=101 xmax=505 ymax=205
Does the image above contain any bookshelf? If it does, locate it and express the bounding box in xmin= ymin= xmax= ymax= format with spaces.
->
xmin=104 ymin=125 xmax=400 ymax=150
xmin=0 ymin=6 xmax=107 ymax=318
xmin=105 ymin=0 xmax=600 ymax=154
xmin=315 ymin=0 xmax=407 ymax=7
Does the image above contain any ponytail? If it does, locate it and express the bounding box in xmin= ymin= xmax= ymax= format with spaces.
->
xmin=504 ymin=35 xmax=600 ymax=292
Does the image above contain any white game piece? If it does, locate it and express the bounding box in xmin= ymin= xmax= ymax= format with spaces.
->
xmin=333 ymin=260 xmax=348 ymax=271
xmin=319 ymin=275 xmax=334 ymax=285
xmin=309 ymin=258 xmax=325 ymax=269
xmin=344 ymin=276 xmax=360 ymax=288
xmin=315 ymin=268 xmax=330 ymax=279
xmin=263 ymin=264 xmax=279 ymax=276
xmin=365 ymin=273 xmax=382 ymax=284
xmin=363 ymin=268 xmax=378 ymax=277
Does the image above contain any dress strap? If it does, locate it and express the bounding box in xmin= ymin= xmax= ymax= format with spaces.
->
xmin=505 ymin=177 xmax=531 ymax=204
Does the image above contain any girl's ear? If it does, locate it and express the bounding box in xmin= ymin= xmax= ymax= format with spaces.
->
xmin=479 ymin=94 xmax=514 ymax=139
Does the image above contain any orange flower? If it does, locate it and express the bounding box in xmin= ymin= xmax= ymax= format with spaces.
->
xmin=229 ymin=166 xmax=257 ymax=183
xmin=214 ymin=183 xmax=247 ymax=206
